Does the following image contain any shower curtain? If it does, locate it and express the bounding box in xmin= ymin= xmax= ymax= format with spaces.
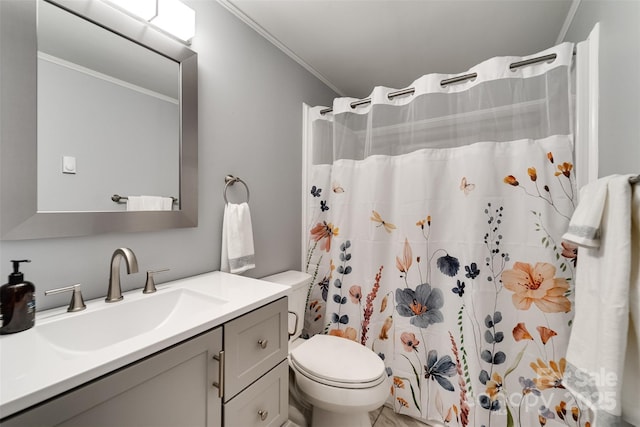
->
xmin=303 ymin=43 xmax=591 ymax=427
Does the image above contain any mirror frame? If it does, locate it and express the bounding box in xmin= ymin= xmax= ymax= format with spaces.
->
xmin=0 ymin=0 xmax=198 ymax=240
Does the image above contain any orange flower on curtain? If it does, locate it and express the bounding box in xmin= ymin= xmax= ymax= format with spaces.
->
xmin=396 ymin=238 xmax=413 ymax=274
xmin=329 ymin=326 xmax=357 ymax=341
xmin=536 ymin=326 xmax=558 ymax=345
xmin=513 ymin=322 xmax=534 ymax=341
xmin=310 ymin=221 xmax=339 ymax=252
xmin=502 ymin=262 xmax=571 ymax=313
xmin=530 ymin=358 xmax=566 ymax=390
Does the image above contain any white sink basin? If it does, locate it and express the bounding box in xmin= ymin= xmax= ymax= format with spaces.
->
xmin=37 ymin=289 xmax=227 ymax=352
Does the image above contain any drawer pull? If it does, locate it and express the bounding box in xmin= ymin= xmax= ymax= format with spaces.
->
xmin=257 ymin=339 xmax=268 ymax=349
xmin=211 ymin=350 xmax=225 ymax=398
xmin=258 ymin=410 xmax=268 ymax=421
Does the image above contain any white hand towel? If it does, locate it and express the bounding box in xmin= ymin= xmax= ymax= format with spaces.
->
xmin=126 ymin=196 xmax=173 ymax=211
xmin=563 ymin=175 xmax=638 ymax=425
xmin=563 ymin=179 xmax=608 ymax=247
xmin=220 ymin=202 xmax=255 ymax=274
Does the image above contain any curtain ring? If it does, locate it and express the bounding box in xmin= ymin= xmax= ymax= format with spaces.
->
xmin=224 ymin=175 xmax=250 ymax=204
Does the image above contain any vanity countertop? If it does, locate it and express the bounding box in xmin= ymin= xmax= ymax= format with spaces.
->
xmin=0 ymin=271 xmax=289 ymax=419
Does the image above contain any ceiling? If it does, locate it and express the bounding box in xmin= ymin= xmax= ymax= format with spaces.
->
xmin=220 ymin=0 xmax=575 ymax=99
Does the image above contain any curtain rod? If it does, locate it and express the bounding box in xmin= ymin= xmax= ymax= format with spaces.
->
xmin=320 ymin=52 xmax=558 ymax=115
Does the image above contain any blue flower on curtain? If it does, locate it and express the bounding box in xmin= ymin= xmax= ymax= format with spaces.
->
xmin=424 ymin=350 xmax=457 ymax=391
xmin=437 ymin=254 xmax=460 ymax=277
xmin=451 ymin=280 xmax=465 ymax=297
xmin=395 ymin=283 xmax=444 ymax=328
xmin=464 ymin=262 xmax=480 ymax=279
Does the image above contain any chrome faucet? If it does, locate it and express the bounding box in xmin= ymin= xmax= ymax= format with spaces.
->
xmin=106 ymin=248 xmax=139 ymax=302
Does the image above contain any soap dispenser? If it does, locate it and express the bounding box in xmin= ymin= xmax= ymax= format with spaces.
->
xmin=0 ymin=260 xmax=36 ymax=334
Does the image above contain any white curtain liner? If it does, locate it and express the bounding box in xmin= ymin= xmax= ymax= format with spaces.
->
xmin=312 ymin=42 xmax=574 ymax=116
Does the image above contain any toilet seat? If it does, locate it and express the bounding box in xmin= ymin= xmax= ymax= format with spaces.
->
xmin=290 ymin=334 xmax=386 ymax=389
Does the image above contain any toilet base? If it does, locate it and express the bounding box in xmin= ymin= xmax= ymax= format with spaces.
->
xmin=311 ymin=406 xmax=372 ymax=427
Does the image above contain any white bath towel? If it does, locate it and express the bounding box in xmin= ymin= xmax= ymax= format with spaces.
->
xmin=220 ymin=202 xmax=255 ymax=274
xmin=622 ymin=184 xmax=640 ymax=426
xmin=126 ymin=195 xmax=173 ymax=211
xmin=563 ymin=175 xmax=639 ymax=426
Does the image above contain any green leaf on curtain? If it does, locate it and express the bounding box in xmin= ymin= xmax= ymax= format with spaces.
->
xmin=409 ymin=382 xmax=421 ymax=412
xmin=401 ymin=354 xmax=421 ymax=389
xmin=457 ymin=305 xmax=473 ymax=397
xmin=504 ymin=344 xmax=527 ymax=379
xmin=507 ymin=405 xmax=514 ymax=427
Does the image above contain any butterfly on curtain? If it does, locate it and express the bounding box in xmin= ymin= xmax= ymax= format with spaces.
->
xmin=451 ymin=280 xmax=465 ymax=297
xmin=332 ymin=181 xmax=345 ymax=193
xmin=370 ymin=210 xmax=396 ymax=233
xmin=459 ymin=177 xmax=476 ymax=195
xmin=320 ymin=201 xmax=329 ymax=212
xmin=310 ymin=186 xmax=322 ymax=197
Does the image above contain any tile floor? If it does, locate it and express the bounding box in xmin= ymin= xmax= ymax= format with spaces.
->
xmin=369 ymin=406 xmax=429 ymax=427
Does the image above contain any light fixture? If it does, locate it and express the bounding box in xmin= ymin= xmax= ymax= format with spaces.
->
xmin=103 ymin=0 xmax=195 ymax=43
xmin=150 ymin=0 xmax=196 ymax=43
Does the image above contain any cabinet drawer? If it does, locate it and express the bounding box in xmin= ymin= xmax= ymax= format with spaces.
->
xmin=224 ymin=360 xmax=288 ymax=427
xmin=223 ymin=297 xmax=287 ymax=399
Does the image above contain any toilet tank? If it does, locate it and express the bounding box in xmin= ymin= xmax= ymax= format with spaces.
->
xmin=261 ymin=270 xmax=311 ymax=340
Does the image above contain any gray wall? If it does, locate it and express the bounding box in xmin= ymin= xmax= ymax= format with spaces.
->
xmin=0 ymin=0 xmax=336 ymax=310
xmin=564 ymin=5 xmax=639 ymax=426
xmin=563 ymin=0 xmax=640 ymax=177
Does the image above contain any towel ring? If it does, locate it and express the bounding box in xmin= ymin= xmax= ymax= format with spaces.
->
xmin=224 ymin=175 xmax=250 ymax=204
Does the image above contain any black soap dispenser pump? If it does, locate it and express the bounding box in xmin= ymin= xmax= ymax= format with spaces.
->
xmin=0 ymin=260 xmax=36 ymax=334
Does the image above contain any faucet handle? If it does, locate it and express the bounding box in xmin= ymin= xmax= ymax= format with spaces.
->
xmin=45 ymin=284 xmax=86 ymax=312
xmin=143 ymin=269 xmax=169 ymax=294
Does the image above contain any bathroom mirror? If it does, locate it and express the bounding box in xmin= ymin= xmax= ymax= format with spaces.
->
xmin=0 ymin=0 xmax=198 ymax=239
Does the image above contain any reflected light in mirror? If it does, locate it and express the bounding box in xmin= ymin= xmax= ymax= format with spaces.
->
xmin=104 ymin=0 xmax=195 ymax=43
xmin=105 ymin=0 xmax=157 ymax=21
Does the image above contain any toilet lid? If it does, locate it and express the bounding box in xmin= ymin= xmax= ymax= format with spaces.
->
xmin=290 ymin=334 xmax=386 ymax=387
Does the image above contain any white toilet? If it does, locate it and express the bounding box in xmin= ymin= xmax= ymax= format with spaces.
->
xmin=262 ymin=271 xmax=390 ymax=427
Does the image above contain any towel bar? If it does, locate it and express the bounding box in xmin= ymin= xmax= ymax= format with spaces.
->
xmin=223 ymin=175 xmax=250 ymax=204
xmin=111 ymin=194 xmax=178 ymax=204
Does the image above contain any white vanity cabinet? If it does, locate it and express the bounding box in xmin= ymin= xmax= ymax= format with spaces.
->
xmin=222 ymin=297 xmax=289 ymax=427
xmin=1 ymin=326 xmax=223 ymax=427
xmin=1 ymin=297 xmax=289 ymax=427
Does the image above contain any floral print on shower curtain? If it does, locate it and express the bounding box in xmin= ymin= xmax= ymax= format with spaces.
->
xmin=305 ymin=139 xmax=586 ymax=426
xmin=303 ymin=43 xmax=592 ymax=427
